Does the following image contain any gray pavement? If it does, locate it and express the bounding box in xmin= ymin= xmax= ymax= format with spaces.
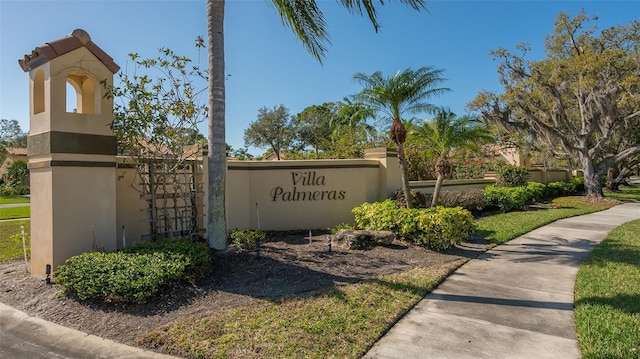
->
xmin=0 ymin=302 xmax=180 ymax=359
xmin=1 ymin=203 xmax=638 ymax=359
xmin=364 ymin=202 xmax=640 ymax=359
xmin=0 ymin=203 xmax=30 ymax=208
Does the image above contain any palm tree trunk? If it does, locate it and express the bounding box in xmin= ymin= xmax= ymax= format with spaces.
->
xmin=396 ymin=141 xmax=413 ymax=208
xmin=431 ymin=157 xmax=450 ymax=207
xmin=206 ymin=0 xmax=228 ymax=251
xmin=431 ymin=174 xmax=444 ymax=207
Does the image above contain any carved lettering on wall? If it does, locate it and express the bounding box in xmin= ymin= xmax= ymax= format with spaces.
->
xmin=270 ymin=171 xmax=346 ymax=202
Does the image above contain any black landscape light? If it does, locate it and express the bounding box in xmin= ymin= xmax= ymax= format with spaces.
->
xmin=45 ymin=264 xmax=51 ymax=285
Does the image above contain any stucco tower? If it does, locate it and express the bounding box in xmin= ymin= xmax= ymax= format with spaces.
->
xmin=19 ymin=29 xmax=120 ymax=276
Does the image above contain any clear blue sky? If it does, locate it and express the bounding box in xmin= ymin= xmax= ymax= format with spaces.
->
xmin=1 ymin=0 xmax=638 ymax=156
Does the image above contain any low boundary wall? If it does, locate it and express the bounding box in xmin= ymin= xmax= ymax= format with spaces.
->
xmin=110 ymin=149 xmax=575 ymax=245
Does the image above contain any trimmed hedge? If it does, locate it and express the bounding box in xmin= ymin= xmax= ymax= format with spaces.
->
xmin=484 ymin=185 xmax=530 ymax=212
xmin=54 ymin=239 xmax=209 ymax=304
xmin=496 ymin=165 xmax=530 ymax=187
xmin=352 ymin=200 xmax=474 ymax=250
xmin=485 ymin=177 xmax=585 ymax=212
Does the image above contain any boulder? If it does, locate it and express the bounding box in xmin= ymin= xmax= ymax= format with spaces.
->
xmin=333 ymin=230 xmax=396 ymax=250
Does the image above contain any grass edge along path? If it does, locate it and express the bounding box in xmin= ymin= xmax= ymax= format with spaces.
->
xmin=574 ymin=219 xmax=640 ymax=359
xmin=475 ymin=196 xmax=619 ymax=246
xmin=0 ymin=206 xmax=30 ymax=220
xmin=0 ymin=195 xmax=30 ymax=205
xmin=139 ymin=260 xmax=466 ymax=359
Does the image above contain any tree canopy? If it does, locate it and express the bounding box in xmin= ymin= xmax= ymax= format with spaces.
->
xmin=410 ymin=108 xmax=494 ymax=206
xmin=353 ymin=66 xmax=450 ymax=207
xmin=469 ymin=11 xmax=640 ymax=197
xmin=0 ymin=119 xmax=27 ymax=148
xmin=244 ymin=105 xmax=296 ymax=160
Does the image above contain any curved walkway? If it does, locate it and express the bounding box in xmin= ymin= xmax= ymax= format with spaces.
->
xmin=365 ymin=202 xmax=640 ymax=359
xmin=1 ymin=203 xmax=638 ymax=358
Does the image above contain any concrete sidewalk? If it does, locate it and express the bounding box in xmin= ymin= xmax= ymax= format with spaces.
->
xmin=364 ymin=202 xmax=640 ymax=359
xmin=0 ymin=302 xmax=180 ymax=359
xmin=0 ymin=203 xmax=30 ymax=208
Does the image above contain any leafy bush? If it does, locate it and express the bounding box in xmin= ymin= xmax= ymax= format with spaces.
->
xmin=4 ymin=160 xmax=28 ymax=187
xmin=120 ymin=238 xmax=209 ymax=277
xmin=569 ymin=177 xmax=584 ymax=192
xmin=413 ymin=207 xmax=475 ymax=250
xmin=496 ymin=166 xmax=530 ymax=187
xmin=484 ymin=185 xmax=530 ymax=212
xmin=435 ymin=189 xmax=487 ymax=213
xmin=526 ymin=182 xmax=547 ymax=203
xmin=352 ymin=200 xmax=401 ymax=232
xmin=54 ymin=239 xmax=209 ymax=303
xmin=229 ymin=229 xmax=265 ymax=250
xmin=330 ymin=223 xmax=354 ymax=235
xmin=404 ymin=144 xmax=437 ymax=180
xmin=0 ymin=185 xmax=29 ymax=196
xmin=352 ymin=200 xmax=474 ymax=250
xmin=544 ymin=177 xmax=583 ymax=198
xmin=452 ymin=159 xmax=506 ymax=180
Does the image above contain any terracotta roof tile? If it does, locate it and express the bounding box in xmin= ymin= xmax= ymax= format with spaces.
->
xmin=19 ymin=29 xmax=119 ymax=74
xmin=4 ymin=147 xmax=28 ymax=156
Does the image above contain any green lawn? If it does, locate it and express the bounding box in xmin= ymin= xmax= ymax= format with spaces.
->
xmin=0 ymin=195 xmax=30 ymax=204
xmin=0 ymin=206 xmax=30 ymax=220
xmin=0 ymin=220 xmax=30 ymax=261
xmin=475 ymin=196 xmax=618 ymax=245
xmin=575 ymin=219 xmax=640 ymax=359
xmin=139 ymin=261 xmax=465 ymax=359
xmin=605 ymin=182 xmax=640 ymax=202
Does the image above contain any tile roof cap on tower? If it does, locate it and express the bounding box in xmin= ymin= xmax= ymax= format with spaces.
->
xmin=18 ymin=29 xmax=120 ymax=74
xmin=3 ymin=147 xmax=28 ymax=156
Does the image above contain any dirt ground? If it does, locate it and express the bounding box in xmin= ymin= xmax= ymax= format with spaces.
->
xmin=0 ymin=231 xmax=487 ymax=351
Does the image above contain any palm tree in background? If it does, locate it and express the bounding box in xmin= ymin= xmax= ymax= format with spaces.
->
xmin=205 ymin=0 xmax=429 ymax=250
xmin=413 ymin=107 xmax=494 ymax=207
xmin=353 ymin=67 xmax=450 ymax=208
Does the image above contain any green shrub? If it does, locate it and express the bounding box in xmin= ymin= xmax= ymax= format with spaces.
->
xmin=484 ymin=185 xmax=529 ymax=212
xmin=496 ymin=166 xmax=530 ymax=187
xmin=54 ymin=239 xmax=209 ymax=303
xmin=4 ymin=161 xmax=28 ymax=187
xmin=571 ymin=176 xmax=585 ymax=192
xmin=352 ymin=200 xmax=474 ymax=250
xmin=352 ymin=200 xmax=402 ymax=232
xmin=452 ymin=159 xmax=506 ymax=180
xmin=435 ymin=189 xmax=487 ymax=213
xmin=0 ymin=185 xmax=29 ymax=196
xmin=526 ymin=182 xmax=547 ymax=203
xmin=545 ymin=181 xmax=565 ymax=197
xmin=120 ymin=238 xmax=209 ymax=277
xmin=413 ymin=207 xmax=475 ymax=250
xmin=544 ymin=177 xmax=583 ymax=198
xmin=330 ymin=223 xmax=354 ymax=235
xmin=229 ymin=229 xmax=266 ymax=250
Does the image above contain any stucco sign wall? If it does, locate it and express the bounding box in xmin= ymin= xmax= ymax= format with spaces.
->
xmin=270 ymin=171 xmax=347 ymax=202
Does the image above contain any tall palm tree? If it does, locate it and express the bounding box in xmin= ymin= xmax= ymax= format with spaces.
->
xmin=353 ymin=67 xmax=449 ymax=208
xmin=414 ymin=107 xmax=494 ymax=207
xmin=205 ymin=0 xmax=429 ymax=250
